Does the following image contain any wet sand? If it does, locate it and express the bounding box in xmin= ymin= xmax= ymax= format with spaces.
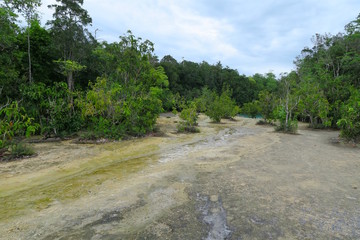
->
xmin=0 ymin=114 xmax=359 ymax=239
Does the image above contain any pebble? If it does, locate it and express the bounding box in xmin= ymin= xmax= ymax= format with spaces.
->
xmin=210 ymin=195 xmax=218 ymax=202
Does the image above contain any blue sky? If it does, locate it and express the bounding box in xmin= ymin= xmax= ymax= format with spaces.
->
xmin=39 ymin=0 xmax=360 ymax=76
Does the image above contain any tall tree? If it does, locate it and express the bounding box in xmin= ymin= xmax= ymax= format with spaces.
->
xmin=298 ymin=81 xmax=330 ymax=128
xmin=47 ymin=0 xmax=94 ymax=93
xmin=276 ymin=72 xmax=300 ymax=132
xmin=80 ymin=31 xmax=170 ymax=137
xmin=0 ymin=5 xmax=22 ymax=102
xmin=5 ymin=0 xmax=41 ymax=83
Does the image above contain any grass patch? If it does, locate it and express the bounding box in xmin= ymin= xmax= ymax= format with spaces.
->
xmin=256 ymin=120 xmax=275 ymax=126
xmin=1 ymin=143 xmax=36 ymax=161
xmin=177 ymin=122 xmax=200 ymax=133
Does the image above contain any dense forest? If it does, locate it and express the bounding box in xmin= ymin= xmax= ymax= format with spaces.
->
xmin=1 ymin=0 xmax=360 ymax=158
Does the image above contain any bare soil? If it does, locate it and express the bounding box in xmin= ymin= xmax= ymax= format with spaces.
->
xmin=0 ymin=114 xmax=359 ymax=239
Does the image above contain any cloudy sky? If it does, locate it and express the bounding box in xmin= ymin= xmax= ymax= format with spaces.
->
xmin=38 ymin=0 xmax=360 ymax=76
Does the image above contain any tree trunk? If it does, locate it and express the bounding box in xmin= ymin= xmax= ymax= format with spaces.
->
xmin=285 ymin=93 xmax=289 ymax=131
xmin=67 ymin=71 xmax=73 ymax=91
xmin=27 ymin=29 xmax=32 ymax=83
xmin=67 ymin=71 xmax=74 ymax=105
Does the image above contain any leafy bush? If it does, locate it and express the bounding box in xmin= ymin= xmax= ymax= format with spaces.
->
xmin=0 ymin=101 xmax=38 ymax=150
xmin=258 ymin=90 xmax=276 ymax=123
xmin=78 ymin=33 xmax=170 ymax=139
xmin=241 ymin=101 xmax=260 ymax=118
xmin=297 ymin=82 xmax=331 ymax=128
xmin=205 ymin=96 xmax=223 ymax=123
xmin=194 ymin=87 xmax=216 ymax=113
xmin=256 ymin=119 xmax=276 ymax=126
xmin=337 ymin=89 xmax=360 ymax=142
xmin=275 ymin=119 xmax=298 ymax=134
xmin=204 ymin=87 xmax=239 ymax=123
xmin=177 ymin=102 xmax=199 ymax=133
xmin=8 ymin=143 xmax=35 ymax=160
xmin=274 ymin=106 xmax=298 ymax=133
xmin=219 ymin=88 xmax=240 ymax=119
xmin=21 ymin=82 xmax=82 ymax=137
xmin=78 ymin=74 xmax=165 ymax=138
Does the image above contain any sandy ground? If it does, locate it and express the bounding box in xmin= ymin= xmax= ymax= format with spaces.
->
xmin=0 ymin=114 xmax=359 ymax=239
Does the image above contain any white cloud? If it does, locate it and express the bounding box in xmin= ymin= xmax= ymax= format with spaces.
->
xmin=35 ymin=0 xmax=360 ymax=76
xmin=83 ymin=0 xmax=240 ymax=63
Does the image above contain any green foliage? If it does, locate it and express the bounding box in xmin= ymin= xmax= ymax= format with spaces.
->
xmin=177 ymin=102 xmax=199 ymax=133
xmin=293 ymin=15 xmax=360 ymax=129
xmin=205 ymin=96 xmax=223 ymax=123
xmin=273 ymin=72 xmax=300 ymax=133
xmin=21 ymin=82 xmax=82 ymax=137
xmin=1 ymin=0 xmax=360 ymax=145
xmin=219 ymin=87 xmax=240 ymax=119
xmin=0 ymin=101 xmax=38 ymax=149
xmin=251 ymin=73 xmax=279 ymax=98
xmin=55 ymin=59 xmax=87 ymax=77
xmin=297 ymin=81 xmax=331 ymax=128
xmin=8 ymin=142 xmax=35 ymax=160
xmin=258 ymin=90 xmax=276 ymax=123
xmin=241 ymin=101 xmax=260 ymax=119
xmin=16 ymin=20 xmax=59 ymax=85
xmin=274 ymin=106 xmax=298 ymax=134
xmin=159 ymin=89 xmax=174 ymax=112
xmin=4 ymin=0 xmax=41 ymax=19
xmin=160 ymin=57 xmax=264 ymax=106
xmin=5 ymin=0 xmax=42 ymax=82
xmin=204 ymin=87 xmax=239 ymax=123
xmin=337 ymin=89 xmax=360 ymax=142
xmin=46 ymin=84 xmax=82 ymax=136
xmin=78 ymin=56 xmax=167 ymax=138
xmin=194 ymin=87 xmax=216 ymax=113
xmin=48 ymin=0 xmax=95 ymax=92
xmin=0 ymin=6 xmax=23 ymax=102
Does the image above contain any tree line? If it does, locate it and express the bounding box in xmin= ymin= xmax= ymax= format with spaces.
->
xmin=1 ymin=0 xmax=359 ymax=158
xmin=243 ymin=14 xmax=360 ymax=140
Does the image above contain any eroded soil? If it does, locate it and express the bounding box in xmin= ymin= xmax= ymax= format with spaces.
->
xmin=1 ymin=114 xmax=359 ymax=239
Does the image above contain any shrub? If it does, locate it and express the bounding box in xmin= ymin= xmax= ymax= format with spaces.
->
xmin=337 ymin=89 xmax=360 ymax=142
xmin=219 ymin=88 xmax=240 ymax=119
xmin=78 ymin=76 xmax=165 ymax=139
xmin=21 ymin=82 xmax=82 ymax=137
xmin=0 ymin=101 xmax=38 ymax=151
xmin=205 ymin=96 xmax=223 ymax=123
xmin=8 ymin=143 xmax=35 ymax=160
xmin=177 ymin=102 xmax=200 ymax=133
xmin=274 ymin=106 xmax=298 ymax=133
xmin=194 ymin=87 xmax=216 ymax=113
xmin=275 ymin=119 xmax=298 ymax=134
xmin=204 ymin=87 xmax=239 ymax=123
xmin=258 ymin=90 xmax=276 ymax=123
xmin=241 ymin=101 xmax=260 ymax=118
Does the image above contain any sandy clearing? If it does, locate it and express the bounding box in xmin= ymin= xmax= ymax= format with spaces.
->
xmin=0 ymin=114 xmax=359 ymax=239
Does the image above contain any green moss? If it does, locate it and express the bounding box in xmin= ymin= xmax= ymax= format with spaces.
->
xmin=0 ymin=144 xmax=159 ymax=222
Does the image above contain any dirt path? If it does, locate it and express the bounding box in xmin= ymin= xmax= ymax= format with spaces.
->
xmin=0 ymin=115 xmax=359 ymax=239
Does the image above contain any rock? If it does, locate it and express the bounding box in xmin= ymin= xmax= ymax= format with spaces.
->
xmin=210 ymin=195 xmax=218 ymax=202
